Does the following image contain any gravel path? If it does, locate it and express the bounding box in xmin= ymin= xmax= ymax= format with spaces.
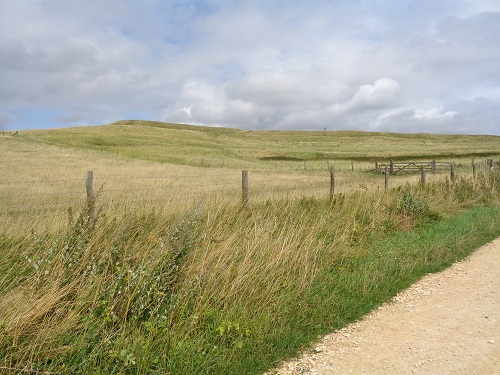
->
xmin=265 ymin=237 xmax=500 ymax=375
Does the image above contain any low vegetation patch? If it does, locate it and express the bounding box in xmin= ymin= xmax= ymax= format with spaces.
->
xmin=1 ymin=169 xmax=499 ymax=374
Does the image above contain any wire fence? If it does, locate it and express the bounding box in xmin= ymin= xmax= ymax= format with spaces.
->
xmin=0 ymin=170 xmax=332 ymax=233
xmin=1 ymin=159 xmax=497 ymax=234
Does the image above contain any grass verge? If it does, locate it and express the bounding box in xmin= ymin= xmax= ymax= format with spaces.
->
xmin=1 ymin=172 xmax=499 ymax=374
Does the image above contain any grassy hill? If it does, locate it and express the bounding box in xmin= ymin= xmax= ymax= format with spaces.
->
xmin=21 ymin=120 xmax=500 ymax=169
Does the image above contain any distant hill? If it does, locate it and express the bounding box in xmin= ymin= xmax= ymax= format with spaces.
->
xmin=22 ymin=120 xmax=500 ymax=168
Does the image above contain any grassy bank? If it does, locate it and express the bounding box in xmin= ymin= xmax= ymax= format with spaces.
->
xmin=1 ymin=168 xmax=499 ymax=374
xmin=16 ymin=120 xmax=500 ymax=170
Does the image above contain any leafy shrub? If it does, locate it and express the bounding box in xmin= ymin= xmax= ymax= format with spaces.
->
xmin=393 ymin=187 xmax=440 ymax=228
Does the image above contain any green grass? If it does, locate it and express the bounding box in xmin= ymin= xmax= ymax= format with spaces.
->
xmin=1 ymin=169 xmax=500 ymax=374
xmin=18 ymin=120 xmax=500 ymax=170
xmin=1 ymin=122 xmax=500 ymax=374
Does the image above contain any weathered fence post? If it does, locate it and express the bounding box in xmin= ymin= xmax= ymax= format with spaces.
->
xmin=421 ymin=165 xmax=426 ymax=185
xmin=86 ymin=171 xmax=95 ymax=220
xmin=329 ymin=166 xmax=335 ymax=201
xmin=389 ymin=160 xmax=394 ymax=175
xmin=450 ymin=162 xmax=455 ymax=183
xmin=242 ymin=170 xmax=249 ymax=206
xmin=351 ymin=161 xmax=354 ymax=172
xmin=375 ymin=161 xmax=379 ymax=174
xmin=432 ymin=160 xmax=436 ymax=174
xmin=385 ymin=165 xmax=389 ymax=192
xmin=472 ymin=162 xmax=477 ymax=192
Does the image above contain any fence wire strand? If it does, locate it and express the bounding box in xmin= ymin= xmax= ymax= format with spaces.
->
xmin=2 ymin=163 xmax=478 ymax=219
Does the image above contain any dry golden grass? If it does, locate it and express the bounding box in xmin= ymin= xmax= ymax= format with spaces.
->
xmin=0 ymin=137 xmax=239 ymax=234
xmin=0 ymin=134 xmax=489 ymax=237
xmin=1 ymin=125 xmax=499 ymax=374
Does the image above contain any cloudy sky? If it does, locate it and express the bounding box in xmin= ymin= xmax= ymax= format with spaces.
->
xmin=1 ymin=0 xmax=500 ymax=134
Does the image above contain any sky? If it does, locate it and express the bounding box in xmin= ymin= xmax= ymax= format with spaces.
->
xmin=1 ymin=0 xmax=500 ymax=135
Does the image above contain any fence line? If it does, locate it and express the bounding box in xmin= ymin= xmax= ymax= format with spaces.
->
xmin=0 ymin=178 xmax=85 ymax=185
xmin=2 ymin=160 xmax=498 ymax=220
xmin=101 ymin=181 xmax=238 ymax=193
xmin=371 ymin=160 xmax=451 ymax=174
xmin=0 ymin=173 xmax=241 ymax=185
xmin=2 ymin=199 xmax=85 ymax=211
xmin=94 ymin=172 xmax=239 ymax=181
xmin=371 ymin=158 xmax=500 ymax=175
xmin=0 ymin=191 xmax=83 ymax=199
xmin=1 ymin=170 xmax=326 ymax=219
xmin=0 ymin=173 xmax=327 ymax=202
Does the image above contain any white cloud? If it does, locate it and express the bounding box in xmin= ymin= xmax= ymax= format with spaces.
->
xmin=414 ymin=108 xmax=457 ymax=120
xmin=371 ymin=107 xmax=453 ymax=133
xmin=227 ymin=70 xmax=344 ymax=107
xmin=0 ymin=1 xmax=499 ymax=134
xmin=330 ymin=78 xmax=401 ymax=116
xmin=167 ymin=80 xmax=272 ymax=128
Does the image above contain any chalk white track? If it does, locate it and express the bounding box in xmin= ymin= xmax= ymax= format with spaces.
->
xmin=265 ymin=237 xmax=500 ymax=375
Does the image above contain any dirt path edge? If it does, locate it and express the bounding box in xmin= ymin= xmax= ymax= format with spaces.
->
xmin=265 ymin=237 xmax=500 ymax=375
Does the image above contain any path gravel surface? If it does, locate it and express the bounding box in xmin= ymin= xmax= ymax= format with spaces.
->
xmin=265 ymin=237 xmax=500 ymax=374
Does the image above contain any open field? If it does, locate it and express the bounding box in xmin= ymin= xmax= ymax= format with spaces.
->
xmin=2 ymin=122 xmax=498 ymax=234
xmin=1 ymin=122 xmax=500 ymax=374
xmin=16 ymin=120 xmax=500 ymax=168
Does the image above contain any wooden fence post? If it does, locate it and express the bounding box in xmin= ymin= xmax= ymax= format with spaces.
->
xmin=242 ymin=170 xmax=249 ymax=205
xmin=450 ymin=162 xmax=455 ymax=183
xmin=375 ymin=161 xmax=378 ymax=174
xmin=421 ymin=165 xmax=426 ymax=185
xmin=432 ymin=160 xmax=436 ymax=174
xmin=389 ymin=160 xmax=394 ymax=174
xmin=351 ymin=161 xmax=354 ymax=172
xmin=472 ymin=162 xmax=477 ymax=192
xmin=385 ymin=165 xmax=389 ymax=192
xmin=329 ymin=166 xmax=335 ymax=201
xmin=86 ymin=171 xmax=95 ymax=220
